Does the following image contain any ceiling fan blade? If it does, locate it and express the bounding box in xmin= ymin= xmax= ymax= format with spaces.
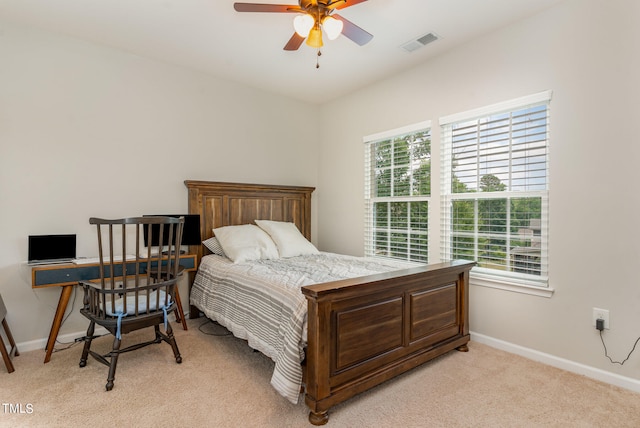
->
xmin=332 ymin=13 xmax=373 ymax=46
xmin=234 ymin=3 xmax=301 ymax=13
xmin=284 ymin=33 xmax=305 ymax=51
xmin=327 ymin=0 xmax=368 ymax=10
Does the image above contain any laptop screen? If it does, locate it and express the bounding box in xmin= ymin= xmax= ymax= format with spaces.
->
xmin=28 ymin=234 xmax=76 ymax=263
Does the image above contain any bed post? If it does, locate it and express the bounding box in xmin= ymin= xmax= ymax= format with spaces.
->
xmin=304 ymin=292 xmax=331 ymax=425
xmin=456 ymin=266 xmax=471 ymax=352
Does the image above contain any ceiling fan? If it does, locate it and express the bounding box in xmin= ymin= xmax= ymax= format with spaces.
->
xmin=233 ymin=0 xmax=373 ymax=51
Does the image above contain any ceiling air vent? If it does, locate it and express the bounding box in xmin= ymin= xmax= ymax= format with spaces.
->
xmin=400 ymin=32 xmax=440 ymax=53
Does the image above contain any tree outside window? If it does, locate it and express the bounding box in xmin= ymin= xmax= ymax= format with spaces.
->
xmin=443 ymin=98 xmax=549 ymax=282
xmin=366 ymin=127 xmax=431 ymax=263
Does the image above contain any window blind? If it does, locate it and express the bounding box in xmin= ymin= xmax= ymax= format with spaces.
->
xmin=440 ymin=92 xmax=551 ymax=286
xmin=364 ymin=122 xmax=431 ymax=263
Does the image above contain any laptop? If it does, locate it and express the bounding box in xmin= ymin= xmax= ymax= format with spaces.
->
xmin=28 ymin=234 xmax=77 ymax=265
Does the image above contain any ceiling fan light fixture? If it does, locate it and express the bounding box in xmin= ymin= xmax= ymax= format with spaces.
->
xmin=293 ymin=14 xmax=314 ymax=37
xmin=322 ymin=16 xmax=343 ymax=40
xmin=306 ymin=26 xmax=323 ymax=48
xmin=233 ymin=1 xmax=373 ymax=56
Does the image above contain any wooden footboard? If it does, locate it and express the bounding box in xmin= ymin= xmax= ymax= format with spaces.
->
xmin=302 ymin=260 xmax=475 ymax=425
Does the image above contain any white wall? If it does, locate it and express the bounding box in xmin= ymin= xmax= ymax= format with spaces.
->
xmin=318 ymin=0 xmax=640 ymax=385
xmin=0 ymin=20 xmax=319 ymax=345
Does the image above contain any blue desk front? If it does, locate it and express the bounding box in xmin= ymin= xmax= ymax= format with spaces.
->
xmin=32 ymin=255 xmax=196 ymax=288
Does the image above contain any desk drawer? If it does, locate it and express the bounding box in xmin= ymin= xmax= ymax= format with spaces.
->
xmin=32 ymin=255 xmax=196 ymax=288
xmin=33 ymin=265 xmax=101 ymax=287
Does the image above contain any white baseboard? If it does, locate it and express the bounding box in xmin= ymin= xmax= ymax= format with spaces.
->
xmin=471 ymin=332 xmax=640 ymax=394
xmin=16 ymin=327 xmax=109 ymax=354
xmin=15 ymin=328 xmax=640 ymax=394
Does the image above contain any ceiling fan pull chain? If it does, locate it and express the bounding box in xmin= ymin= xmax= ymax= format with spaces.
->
xmin=316 ymin=49 xmax=322 ymax=69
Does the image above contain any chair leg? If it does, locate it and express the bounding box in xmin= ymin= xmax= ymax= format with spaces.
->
xmin=165 ymin=322 xmax=182 ymax=364
xmin=106 ymin=336 xmax=121 ymax=391
xmin=2 ymin=319 xmax=19 ymax=357
xmin=0 ymin=331 xmax=15 ymax=373
xmin=79 ymin=321 xmax=95 ymax=368
xmin=1 ymin=317 xmax=19 ymax=373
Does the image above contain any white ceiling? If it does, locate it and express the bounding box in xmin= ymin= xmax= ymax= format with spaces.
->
xmin=0 ymin=0 xmax=565 ymax=104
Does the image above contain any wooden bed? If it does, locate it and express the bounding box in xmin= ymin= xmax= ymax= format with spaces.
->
xmin=184 ymin=180 xmax=474 ymax=425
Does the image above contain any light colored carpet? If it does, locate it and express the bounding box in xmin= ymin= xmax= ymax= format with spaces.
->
xmin=2 ymin=318 xmax=640 ymax=427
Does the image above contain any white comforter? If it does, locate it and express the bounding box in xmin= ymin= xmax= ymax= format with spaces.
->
xmin=190 ymin=252 xmax=416 ymax=404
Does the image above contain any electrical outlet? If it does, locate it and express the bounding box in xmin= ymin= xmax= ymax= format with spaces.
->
xmin=592 ymin=307 xmax=610 ymax=330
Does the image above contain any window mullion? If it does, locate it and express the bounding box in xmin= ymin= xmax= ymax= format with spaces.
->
xmin=386 ymin=202 xmax=391 ymax=257
xmin=473 ymin=199 xmax=479 ymax=261
xmin=390 ymin=140 xmax=394 ymax=198
xmin=475 ymin=123 xmax=480 ymax=192
xmin=506 ymin=197 xmax=512 ymax=271
xmin=509 ymin=112 xmax=514 ymax=192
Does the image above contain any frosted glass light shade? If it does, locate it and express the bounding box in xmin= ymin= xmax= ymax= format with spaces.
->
xmin=293 ymin=14 xmax=314 ymax=37
xmin=306 ymin=27 xmax=323 ymax=48
xmin=322 ymin=16 xmax=343 ymax=40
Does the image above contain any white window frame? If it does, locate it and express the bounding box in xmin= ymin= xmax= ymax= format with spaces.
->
xmin=364 ymin=121 xmax=432 ymax=263
xmin=439 ymin=91 xmax=553 ymax=297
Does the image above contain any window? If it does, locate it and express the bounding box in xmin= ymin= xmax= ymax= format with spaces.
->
xmin=364 ymin=122 xmax=431 ymax=263
xmin=440 ymin=91 xmax=550 ymax=288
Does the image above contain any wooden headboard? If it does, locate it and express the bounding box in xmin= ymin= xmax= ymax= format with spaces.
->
xmin=184 ymin=180 xmax=315 ymax=265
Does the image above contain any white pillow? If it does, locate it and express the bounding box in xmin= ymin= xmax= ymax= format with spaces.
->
xmin=203 ymin=237 xmax=226 ymax=257
xmin=254 ymin=220 xmax=318 ymax=258
xmin=213 ymin=224 xmax=279 ymax=263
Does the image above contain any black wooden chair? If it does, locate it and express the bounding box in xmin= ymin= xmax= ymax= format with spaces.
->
xmin=78 ymin=216 xmax=184 ymax=390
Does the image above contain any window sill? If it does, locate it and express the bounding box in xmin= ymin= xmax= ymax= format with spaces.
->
xmin=470 ymin=271 xmax=554 ymax=298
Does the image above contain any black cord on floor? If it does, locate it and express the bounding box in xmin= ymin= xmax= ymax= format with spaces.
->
xmin=52 ymin=339 xmax=81 ymax=353
xmin=599 ymin=329 xmax=640 ymax=365
xmin=33 ymin=285 xmax=80 ymax=348
xmin=53 ymin=286 xmax=78 ymax=347
xmin=198 ymin=317 xmax=231 ymax=337
xmin=51 ymin=286 xmax=81 ymax=352
xmin=52 ymin=286 xmax=106 ymax=352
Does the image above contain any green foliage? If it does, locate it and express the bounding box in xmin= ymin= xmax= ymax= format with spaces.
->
xmin=371 ymin=135 xmax=543 ymax=270
xmin=480 ymin=174 xmax=506 ymax=192
xmin=451 ymin=173 xmax=542 ymax=274
xmin=373 ymin=131 xmax=431 ymax=198
xmin=371 ymin=130 xmax=430 ymax=262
